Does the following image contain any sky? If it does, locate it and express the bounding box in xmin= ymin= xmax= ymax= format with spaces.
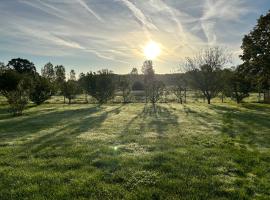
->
xmin=0 ymin=0 xmax=269 ymax=74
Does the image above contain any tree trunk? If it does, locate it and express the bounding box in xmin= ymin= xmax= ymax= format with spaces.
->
xmin=207 ymin=97 xmax=211 ymax=104
xmin=68 ymin=98 xmax=71 ymax=104
xmin=64 ymin=96 xmax=66 ymax=104
xmin=152 ymin=103 xmax=156 ymax=112
xmin=184 ymin=89 xmax=187 ymax=103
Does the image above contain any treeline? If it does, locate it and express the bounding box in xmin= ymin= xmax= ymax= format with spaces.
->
xmin=0 ymin=10 xmax=269 ymax=116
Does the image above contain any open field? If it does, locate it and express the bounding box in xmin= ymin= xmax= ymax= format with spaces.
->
xmin=0 ymin=102 xmax=269 ymax=199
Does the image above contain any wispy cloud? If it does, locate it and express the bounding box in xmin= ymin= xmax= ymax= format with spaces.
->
xmin=118 ymin=0 xmax=158 ymax=31
xmin=76 ymin=0 xmax=103 ymax=22
xmin=200 ymin=0 xmax=250 ymax=45
xmin=0 ymin=0 xmax=266 ymax=73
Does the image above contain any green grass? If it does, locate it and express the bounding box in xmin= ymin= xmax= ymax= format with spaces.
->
xmin=0 ymin=102 xmax=269 ymax=199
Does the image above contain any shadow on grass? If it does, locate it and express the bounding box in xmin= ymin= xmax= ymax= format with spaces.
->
xmin=18 ymin=105 xmax=125 ymax=155
xmin=0 ymin=105 xmax=104 ymax=142
xmin=121 ymin=103 xmax=179 ymax=138
xmin=18 ymin=105 xmax=123 ymax=156
xmin=182 ymin=104 xmax=215 ymax=128
xmin=210 ymin=104 xmax=270 ymax=147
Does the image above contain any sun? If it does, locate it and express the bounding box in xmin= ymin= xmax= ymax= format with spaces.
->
xmin=144 ymin=41 xmax=161 ymax=60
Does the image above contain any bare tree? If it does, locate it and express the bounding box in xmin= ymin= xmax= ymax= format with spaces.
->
xmin=148 ymin=80 xmax=165 ymax=111
xmin=185 ymin=47 xmax=231 ymax=104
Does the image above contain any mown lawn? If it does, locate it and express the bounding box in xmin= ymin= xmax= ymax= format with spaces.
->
xmin=0 ymin=103 xmax=269 ymax=199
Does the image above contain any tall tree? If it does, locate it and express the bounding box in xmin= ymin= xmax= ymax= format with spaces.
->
xmin=54 ymin=65 xmax=66 ymax=102
xmin=78 ymin=73 xmax=89 ymax=103
xmin=41 ymin=62 xmax=55 ymax=82
xmin=7 ymin=58 xmax=36 ymax=74
xmin=185 ymin=47 xmax=231 ymax=104
xmin=142 ymin=60 xmax=155 ymax=103
xmin=70 ymin=69 xmax=76 ymax=81
xmin=240 ymin=10 xmax=270 ymax=103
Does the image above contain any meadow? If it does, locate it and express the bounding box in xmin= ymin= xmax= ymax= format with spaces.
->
xmin=0 ymin=96 xmax=269 ymax=200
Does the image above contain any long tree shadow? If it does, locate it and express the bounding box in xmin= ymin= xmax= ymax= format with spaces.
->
xmin=209 ymin=104 xmax=270 ymax=147
xmin=182 ymin=104 xmax=216 ymax=128
xmin=120 ymin=103 xmax=179 ymax=140
xmin=19 ymin=104 xmax=125 ymax=155
xmin=0 ymin=105 xmax=102 ymax=142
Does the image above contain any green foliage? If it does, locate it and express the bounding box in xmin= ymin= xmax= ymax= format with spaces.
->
xmin=62 ymin=80 xmax=79 ymax=104
xmin=240 ymin=10 xmax=270 ymax=100
xmin=7 ymin=58 xmax=36 ymax=74
xmin=30 ymin=76 xmax=52 ymax=105
xmin=54 ymin=65 xmax=66 ymax=94
xmin=0 ymin=69 xmax=32 ymax=116
xmin=223 ymin=68 xmax=251 ymax=104
xmin=41 ymin=62 xmax=55 ymax=82
xmin=86 ymin=70 xmax=116 ymax=104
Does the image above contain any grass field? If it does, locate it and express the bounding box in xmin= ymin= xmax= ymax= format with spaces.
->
xmin=0 ymin=102 xmax=269 ymax=199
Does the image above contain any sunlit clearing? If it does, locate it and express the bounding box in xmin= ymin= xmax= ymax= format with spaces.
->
xmin=144 ymin=41 xmax=161 ymax=60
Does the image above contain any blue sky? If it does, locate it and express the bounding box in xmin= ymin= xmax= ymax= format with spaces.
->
xmin=0 ymin=0 xmax=269 ymax=74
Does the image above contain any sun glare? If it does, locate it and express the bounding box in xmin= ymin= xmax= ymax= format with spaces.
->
xmin=144 ymin=41 xmax=161 ymax=60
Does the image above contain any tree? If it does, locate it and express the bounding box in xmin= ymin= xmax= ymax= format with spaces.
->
xmin=62 ymin=80 xmax=79 ymax=104
xmin=172 ymin=75 xmax=188 ymax=104
xmin=7 ymin=58 xmax=36 ymax=75
xmin=78 ymin=73 xmax=89 ymax=103
xmin=70 ymin=69 xmax=76 ymax=81
xmin=148 ymin=80 xmax=165 ymax=110
xmin=224 ymin=67 xmax=251 ymax=104
xmin=54 ymin=65 xmax=66 ymax=102
xmin=0 ymin=70 xmax=31 ymax=116
xmin=130 ymin=67 xmax=139 ymax=86
xmin=172 ymin=84 xmax=186 ymax=104
xmin=30 ymin=75 xmax=52 ymax=105
xmin=41 ymin=62 xmax=55 ymax=82
xmin=86 ymin=70 xmax=116 ymax=104
xmin=142 ymin=60 xmax=155 ymax=102
xmin=185 ymin=47 xmax=231 ymax=104
xmin=130 ymin=67 xmax=138 ymax=75
xmin=240 ymin=10 xmax=270 ymax=103
xmin=119 ymin=77 xmax=131 ymax=103
xmin=54 ymin=65 xmax=66 ymax=84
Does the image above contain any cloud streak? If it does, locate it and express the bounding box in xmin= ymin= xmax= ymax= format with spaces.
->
xmin=76 ymin=0 xmax=103 ymax=22
xmin=0 ymin=0 xmax=267 ymax=73
xmin=118 ymin=0 xmax=158 ymax=31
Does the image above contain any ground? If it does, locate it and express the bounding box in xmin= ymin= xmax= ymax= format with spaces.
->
xmin=0 ymin=102 xmax=269 ymax=199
